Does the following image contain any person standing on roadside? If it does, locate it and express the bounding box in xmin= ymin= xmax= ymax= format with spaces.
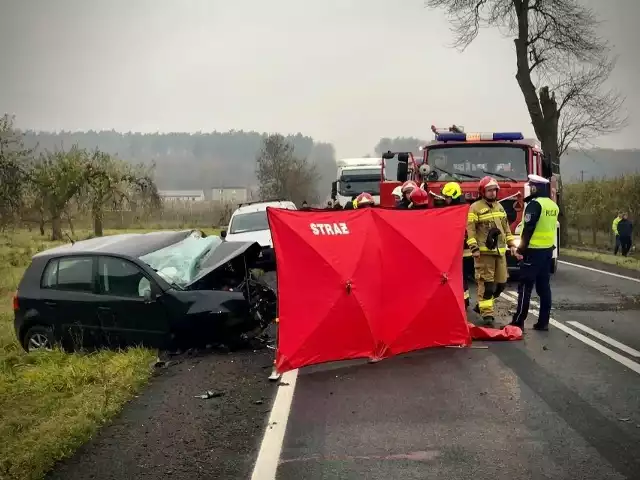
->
xmin=466 ymin=176 xmax=518 ymax=326
xmin=509 ymin=174 xmax=559 ymax=332
xmin=617 ymin=213 xmax=633 ymax=257
xmin=612 ymin=211 xmax=623 ymax=255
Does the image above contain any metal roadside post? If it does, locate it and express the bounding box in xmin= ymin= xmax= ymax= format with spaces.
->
xmin=268 ymin=316 xmax=281 ymax=381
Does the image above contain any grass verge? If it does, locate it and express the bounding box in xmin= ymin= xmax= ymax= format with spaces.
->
xmin=0 ymin=228 xmax=220 ymax=480
xmin=562 ymin=247 xmax=640 ymax=272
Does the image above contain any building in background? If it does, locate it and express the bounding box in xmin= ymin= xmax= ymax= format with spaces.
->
xmin=158 ymin=190 xmax=206 ymax=203
xmin=211 ymin=186 xmax=251 ymax=204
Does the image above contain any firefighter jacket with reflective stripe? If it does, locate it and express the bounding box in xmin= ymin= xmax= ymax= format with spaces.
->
xmin=528 ymin=197 xmax=559 ymax=249
xmin=466 ymin=198 xmax=515 ymax=255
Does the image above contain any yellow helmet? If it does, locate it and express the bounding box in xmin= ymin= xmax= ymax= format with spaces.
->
xmin=441 ymin=182 xmax=462 ymax=200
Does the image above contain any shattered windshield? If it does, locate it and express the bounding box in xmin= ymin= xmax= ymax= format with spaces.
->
xmin=229 ymin=211 xmax=269 ymax=234
xmin=139 ymin=231 xmax=222 ymax=287
xmin=426 ymin=145 xmax=528 ymax=181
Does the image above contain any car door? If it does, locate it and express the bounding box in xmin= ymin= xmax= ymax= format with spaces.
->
xmin=97 ymin=255 xmax=170 ymax=349
xmin=40 ymin=255 xmax=103 ymax=349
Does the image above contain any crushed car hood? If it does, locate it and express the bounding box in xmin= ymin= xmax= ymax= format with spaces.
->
xmin=184 ymin=240 xmax=262 ymax=288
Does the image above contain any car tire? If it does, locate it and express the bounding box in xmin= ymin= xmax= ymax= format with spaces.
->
xmin=22 ymin=325 xmax=55 ymax=353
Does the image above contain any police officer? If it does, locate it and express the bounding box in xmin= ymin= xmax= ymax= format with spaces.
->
xmin=440 ymin=182 xmax=471 ymax=308
xmin=509 ymin=174 xmax=559 ymax=331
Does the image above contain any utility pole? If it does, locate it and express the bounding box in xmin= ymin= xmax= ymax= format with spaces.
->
xmin=580 ymin=170 xmax=585 ymax=182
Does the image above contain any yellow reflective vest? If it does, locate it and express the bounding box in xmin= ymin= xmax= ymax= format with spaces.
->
xmin=528 ymin=197 xmax=559 ymax=249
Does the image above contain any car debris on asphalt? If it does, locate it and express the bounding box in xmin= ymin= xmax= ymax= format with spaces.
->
xmin=195 ymin=390 xmax=226 ymax=400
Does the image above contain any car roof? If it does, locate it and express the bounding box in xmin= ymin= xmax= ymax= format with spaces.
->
xmin=232 ymin=200 xmax=296 ymax=215
xmin=32 ymin=230 xmax=198 ymax=260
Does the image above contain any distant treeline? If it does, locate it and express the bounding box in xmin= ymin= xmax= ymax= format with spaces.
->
xmin=21 ymin=130 xmax=338 ymax=197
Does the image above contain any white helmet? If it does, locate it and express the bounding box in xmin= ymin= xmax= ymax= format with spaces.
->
xmin=391 ymin=186 xmax=403 ymax=199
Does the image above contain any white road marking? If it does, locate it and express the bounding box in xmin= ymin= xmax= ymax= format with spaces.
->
xmin=251 ymin=368 xmax=299 ymax=480
xmin=566 ymin=321 xmax=640 ymax=358
xmin=504 ymin=291 xmax=640 ymax=358
xmin=500 ymin=292 xmax=640 ymax=376
xmin=559 ymin=260 xmax=640 ymax=283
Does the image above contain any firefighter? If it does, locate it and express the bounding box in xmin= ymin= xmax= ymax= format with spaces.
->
xmin=392 ymin=186 xmax=403 ymax=207
xmin=343 ymin=194 xmax=358 ymax=210
xmin=408 ymin=187 xmax=429 ymax=209
xmin=509 ymin=174 xmax=559 ymax=331
xmin=441 ymin=182 xmax=471 ymax=308
xmin=398 ymin=181 xmax=418 ymax=209
xmin=466 ymin=176 xmax=518 ymax=326
xmin=355 ymin=192 xmax=375 ymax=208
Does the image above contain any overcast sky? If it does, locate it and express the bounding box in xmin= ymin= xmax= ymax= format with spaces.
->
xmin=1 ymin=0 xmax=638 ymax=158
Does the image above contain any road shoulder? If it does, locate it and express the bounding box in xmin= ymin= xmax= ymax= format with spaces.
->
xmin=559 ymin=254 xmax=640 ymax=280
xmin=46 ymin=349 xmax=277 ymax=480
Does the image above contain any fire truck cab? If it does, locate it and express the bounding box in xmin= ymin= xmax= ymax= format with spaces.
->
xmin=379 ymin=125 xmax=561 ymax=274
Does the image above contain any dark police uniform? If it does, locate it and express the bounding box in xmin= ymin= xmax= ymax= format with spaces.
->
xmin=511 ymin=181 xmax=559 ymax=331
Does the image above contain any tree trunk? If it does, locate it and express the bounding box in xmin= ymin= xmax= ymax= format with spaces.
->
xmin=39 ymin=218 xmax=45 ymax=236
xmin=51 ymin=215 xmax=62 ymax=241
xmin=93 ymin=207 xmax=104 ymax=237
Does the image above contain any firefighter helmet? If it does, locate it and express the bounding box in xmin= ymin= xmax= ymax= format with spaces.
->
xmin=441 ymin=182 xmax=462 ymax=200
xmin=409 ymin=187 xmax=429 ymax=206
xmin=401 ymin=180 xmax=418 ymax=194
xmin=478 ymin=176 xmax=499 ymax=195
xmin=356 ymin=192 xmax=374 ymax=206
xmin=391 ymin=186 xmax=403 ymax=199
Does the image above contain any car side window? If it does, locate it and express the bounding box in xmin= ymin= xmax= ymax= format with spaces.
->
xmin=99 ymin=256 xmax=151 ymax=298
xmin=41 ymin=257 xmax=95 ymax=293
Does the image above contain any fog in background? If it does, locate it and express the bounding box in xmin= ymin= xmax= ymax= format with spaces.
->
xmin=1 ymin=0 xmax=638 ymax=158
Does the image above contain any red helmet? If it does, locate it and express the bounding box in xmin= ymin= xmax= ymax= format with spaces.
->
xmin=356 ymin=192 xmax=374 ymax=206
xmin=401 ymin=180 xmax=418 ymax=194
xmin=409 ymin=187 xmax=429 ymax=206
xmin=478 ymin=176 xmax=499 ymax=196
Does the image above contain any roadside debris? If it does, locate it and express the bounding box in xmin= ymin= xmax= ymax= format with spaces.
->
xmin=254 ymin=399 xmax=264 ymax=405
xmin=195 ymin=390 xmax=225 ymax=400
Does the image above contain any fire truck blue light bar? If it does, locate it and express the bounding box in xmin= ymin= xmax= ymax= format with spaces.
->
xmin=436 ymin=132 xmax=524 ymax=142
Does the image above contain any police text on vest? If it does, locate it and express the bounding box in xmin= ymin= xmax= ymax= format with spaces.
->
xmin=310 ymin=223 xmax=350 ymax=235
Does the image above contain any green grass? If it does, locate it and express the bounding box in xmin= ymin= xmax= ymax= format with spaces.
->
xmin=0 ymin=227 xmax=218 ymax=480
xmin=562 ymin=248 xmax=640 ymax=272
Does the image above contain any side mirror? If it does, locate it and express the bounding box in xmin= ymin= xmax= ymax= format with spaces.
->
xmin=396 ymin=160 xmax=408 ymax=182
xmin=397 ymin=152 xmax=409 ymax=163
xmin=220 ymin=230 xmax=227 ymax=239
xmin=331 ymin=181 xmax=337 ymax=200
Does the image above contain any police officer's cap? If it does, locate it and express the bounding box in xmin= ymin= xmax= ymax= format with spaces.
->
xmin=527 ymin=174 xmax=549 ymax=185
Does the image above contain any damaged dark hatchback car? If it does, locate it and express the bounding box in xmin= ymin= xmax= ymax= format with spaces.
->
xmin=13 ymin=230 xmax=277 ymax=352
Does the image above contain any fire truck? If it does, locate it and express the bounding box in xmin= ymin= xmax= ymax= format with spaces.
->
xmin=378 ymin=125 xmax=561 ymax=274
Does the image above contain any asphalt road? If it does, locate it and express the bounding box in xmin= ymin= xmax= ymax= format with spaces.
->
xmin=269 ymin=257 xmax=640 ymax=480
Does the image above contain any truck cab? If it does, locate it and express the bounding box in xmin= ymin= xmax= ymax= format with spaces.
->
xmin=379 ymin=126 xmax=561 ymax=274
xmin=331 ymin=158 xmax=384 ymax=207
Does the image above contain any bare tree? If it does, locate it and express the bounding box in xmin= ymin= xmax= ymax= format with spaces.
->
xmin=425 ymin=0 xmax=627 ymax=245
xmin=0 ymin=115 xmax=32 ymax=228
xmin=256 ymin=134 xmax=319 ymax=205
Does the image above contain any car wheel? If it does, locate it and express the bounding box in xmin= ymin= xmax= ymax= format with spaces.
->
xmin=22 ymin=325 xmax=55 ymax=353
